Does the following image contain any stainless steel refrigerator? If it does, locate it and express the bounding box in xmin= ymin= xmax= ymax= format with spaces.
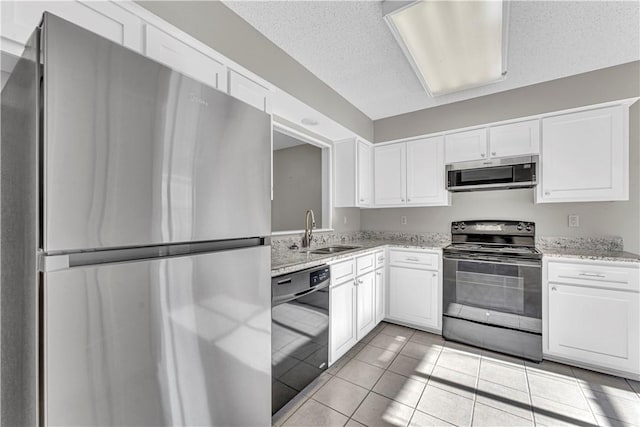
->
xmin=1 ymin=13 xmax=272 ymax=426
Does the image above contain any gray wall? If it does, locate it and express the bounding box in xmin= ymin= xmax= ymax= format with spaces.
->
xmin=365 ymin=63 xmax=640 ymax=253
xmin=136 ymin=1 xmax=373 ymax=141
xmin=374 ymin=61 xmax=640 ymax=142
xmin=272 ymin=144 xmax=322 ymax=232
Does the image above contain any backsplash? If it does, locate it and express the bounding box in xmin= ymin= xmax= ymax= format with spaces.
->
xmin=536 ymin=236 xmax=624 ymax=252
xmin=272 ymin=230 xmax=625 ymax=253
xmin=271 ymin=230 xmax=450 ymax=252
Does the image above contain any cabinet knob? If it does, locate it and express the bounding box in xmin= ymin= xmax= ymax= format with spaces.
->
xmin=401 ymin=198 xmax=405 ymax=202
xmin=376 ymin=272 xmax=381 ymax=276
xmin=481 ymin=153 xmax=486 ymax=158
xmin=407 ymin=198 xmax=411 ymax=202
xmin=544 ymin=191 xmax=551 ymax=196
xmin=551 ymin=286 xmax=557 ymax=291
xmin=491 ymin=152 xmax=496 ymax=156
xmin=360 ymin=199 xmax=364 ymax=202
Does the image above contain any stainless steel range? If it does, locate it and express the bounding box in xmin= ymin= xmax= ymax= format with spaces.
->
xmin=442 ymin=220 xmax=543 ymax=361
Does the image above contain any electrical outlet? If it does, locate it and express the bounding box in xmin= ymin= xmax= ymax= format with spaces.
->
xmin=401 ymin=216 xmax=407 ymax=225
xmin=343 ymin=216 xmax=348 ymax=225
xmin=568 ymin=214 xmax=580 ymax=228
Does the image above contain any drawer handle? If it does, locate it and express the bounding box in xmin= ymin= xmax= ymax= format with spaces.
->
xmin=551 ymin=286 xmax=557 ymax=291
xmin=579 ymin=272 xmax=605 ymax=278
xmin=406 ymin=257 xmax=420 ymax=262
xmin=378 ymin=257 xmax=384 ymax=261
xmin=358 ymin=279 xmax=363 ymax=284
xmin=376 ymin=272 xmax=381 ymax=276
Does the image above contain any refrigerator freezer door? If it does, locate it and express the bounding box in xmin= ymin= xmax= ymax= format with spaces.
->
xmin=44 ymin=246 xmax=271 ymax=426
xmin=42 ymin=14 xmax=271 ymax=252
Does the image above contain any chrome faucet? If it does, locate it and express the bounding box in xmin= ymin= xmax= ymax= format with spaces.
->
xmin=302 ymin=209 xmax=316 ymax=248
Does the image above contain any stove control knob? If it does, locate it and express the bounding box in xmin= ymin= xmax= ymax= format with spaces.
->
xmin=517 ymin=223 xmax=524 ymax=231
xmin=459 ymin=222 xmax=466 ymax=230
xmin=453 ymin=223 xmax=459 ymax=230
xmin=526 ymin=223 xmax=533 ymax=232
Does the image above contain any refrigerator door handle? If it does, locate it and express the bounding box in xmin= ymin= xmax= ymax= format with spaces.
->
xmin=39 ymin=254 xmax=69 ymax=272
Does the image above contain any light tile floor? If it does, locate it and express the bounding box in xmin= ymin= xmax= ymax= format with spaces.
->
xmin=272 ymin=322 xmax=640 ymax=427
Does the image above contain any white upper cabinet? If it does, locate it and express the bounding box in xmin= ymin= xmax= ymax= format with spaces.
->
xmin=145 ymin=24 xmax=227 ymax=91
xmin=406 ymin=136 xmax=448 ymax=205
xmin=228 ymin=69 xmax=272 ymax=113
xmin=374 ymin=143 xmax=406 ymax=206
xmin=489 ymin=119 xmax=540 ymax=158
xmin=1 ymin=0 xmax=143 ymax=56
xmin=357 ymin=141 xmax=372 ymax=206
xmin=334 ymin=138 xmax=372 ymax=208
xmin=373 ymin=138 xmax=448 ymax=207
xmin=538 ymin=105 xmax=628 ymax=202
xmin=444 ymin=128 xmax=487 ymax=164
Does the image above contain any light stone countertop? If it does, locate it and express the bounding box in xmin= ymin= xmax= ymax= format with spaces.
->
xmin=271 ymin=238 xmax=640 ymax=276
xmin=540 ymin=248 xmax=640 ymax=264
xmin=271 ymin=239 xmax=446 ymax=277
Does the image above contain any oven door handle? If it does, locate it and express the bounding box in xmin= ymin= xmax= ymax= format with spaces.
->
xmin=443 ymin=255 xmax=541 ymax=267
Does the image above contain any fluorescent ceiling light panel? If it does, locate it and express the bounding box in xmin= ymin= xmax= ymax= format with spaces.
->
xmin=384 ymin=0 xmax=509 ymax=96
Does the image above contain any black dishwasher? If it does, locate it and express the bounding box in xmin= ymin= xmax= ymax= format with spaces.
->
xmin=271 ymin=264 xmax=330 ymax=415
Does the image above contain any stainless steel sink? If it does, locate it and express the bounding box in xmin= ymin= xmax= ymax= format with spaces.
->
xmin=308 ymin=245 xmax=361 ymax=255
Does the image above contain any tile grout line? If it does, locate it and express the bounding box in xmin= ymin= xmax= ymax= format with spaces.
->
xmin=522 ymin=359 xmax=537 ymax=426
xmin=408 ymin=341 xmax=444 ymax=426
xmin=467 ymin=351 xmax=483 ymax=426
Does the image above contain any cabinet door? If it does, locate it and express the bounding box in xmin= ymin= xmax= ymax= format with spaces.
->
xmin=333 ymin=140 xmax=357 ymax=207
xmin=540 ymin=105 xmax=627 ymax=202
xmin=145 ymin=24 xmax=226 ymax=91
xmin=388 ymin=267 xmax=439 ymax=330
xmin=548 ymin=282 xmax=639 ymax=374
xmin=357 ymin=141 xmax=372 ymax=206
xmin=228 ymin=69 xmax=272 ymax=113
xmin=489 ymin=119 xmax=540 ymax=158
xmin=375 ymin=268 xmax=386 ymax=325
xmin=1 ymin=0 xmax=143 ymax=56
xmin=406 ymin=136 xmax=448 ymax=206
xmin=329 ymin=280 xmax=357 ymax=364
xmin=444 ymin=128 xmax=487 ymax=163
xmin=374 ymin=143 xmax=406 ymax=206
xmin=356 ymin=272 xmax=376 ymax=340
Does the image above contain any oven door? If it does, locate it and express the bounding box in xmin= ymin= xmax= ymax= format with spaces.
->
xmin=443 ymin=255 xmax=542 ymax=333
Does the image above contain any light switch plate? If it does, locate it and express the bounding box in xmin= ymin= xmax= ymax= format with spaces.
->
xmin=401 ymin=216 xmax=407 ymax=225
xmin=568 ymin=214 xmax=580 ymax=227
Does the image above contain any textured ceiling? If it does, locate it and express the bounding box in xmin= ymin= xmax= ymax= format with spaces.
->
xmin=223 ymin=0 xmax=640 ymax=120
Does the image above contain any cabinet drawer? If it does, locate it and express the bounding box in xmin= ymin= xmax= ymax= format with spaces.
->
xmin=375 ymin=251 xmax=386 ymax=269
xmin=389 ymin=250 xmax=438 ymax=270
xmin=548 ymin=261 xmax=639 ymax=292
xmin=331 ymin=259 xmax=355 ymax=285
xmin=356 ymin=254 xmax=375 ymax=275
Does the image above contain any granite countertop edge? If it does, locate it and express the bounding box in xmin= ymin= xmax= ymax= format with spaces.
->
xmin=271 ymin=240 xmax=446 ymax=277
xmin=271 ymin=240 xmax=640 ymax=276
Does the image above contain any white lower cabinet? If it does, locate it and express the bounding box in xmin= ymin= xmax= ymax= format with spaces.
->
xmin=387 ymin=249 xmax=441 ymax=332
xmin=375 ymin=266 xmax=386 ymax=324
xmin=356 ymin=271 xmax=376 ymax=339
xmin=329 ymin=269 xmax=357 ymax=365
xmin=544 ymin=258 xmax=640 ymax=378
xmin=329 ymin=251 xmax=387 ymax=364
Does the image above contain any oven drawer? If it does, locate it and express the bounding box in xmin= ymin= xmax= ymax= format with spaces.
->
xmin=389 ymin=250 xmax=439 ymax=270
xmin=547 ymin=260 xmax=639 ymax=292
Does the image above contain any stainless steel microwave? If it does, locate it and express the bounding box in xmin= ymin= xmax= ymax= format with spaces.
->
xmin=446 ymin=155 xmax=538 ymax=192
